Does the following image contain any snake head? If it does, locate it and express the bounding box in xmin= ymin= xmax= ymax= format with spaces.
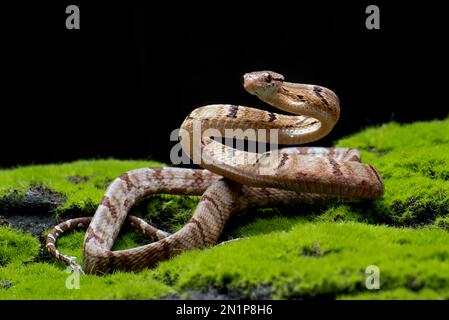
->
xmin=242 ymin=71 xmax=284 ymax=97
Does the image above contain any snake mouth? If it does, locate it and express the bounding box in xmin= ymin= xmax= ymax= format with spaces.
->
xmin=242 ymin=74 xmax=258 ymax=94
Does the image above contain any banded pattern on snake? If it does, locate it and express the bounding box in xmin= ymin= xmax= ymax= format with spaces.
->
xmin=47 ymin=71 xmax=384 ymax=274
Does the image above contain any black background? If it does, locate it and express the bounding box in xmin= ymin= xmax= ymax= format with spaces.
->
xmin=1 ymin=1 xmax=447 ymax=167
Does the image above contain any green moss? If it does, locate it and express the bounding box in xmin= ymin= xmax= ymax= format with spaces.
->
xmin=0 ymin=227 xmax=40 ymax=266
xmin=335 ymin=118 xmax=449 ymax=226
xmin=155 ymin=221 xmax=449 ymax=299
xmin=0 ymin=262 xmax=173 ymax=299
xmin=0 ymin=118 xmax=449 ymax=299
xmin=434 ymin=216 xmax=449 ymax=231
xmin=2 ymin=221 xmax=449 ymax=299
xmin=0 ymin=159 xmax=164 ymax=215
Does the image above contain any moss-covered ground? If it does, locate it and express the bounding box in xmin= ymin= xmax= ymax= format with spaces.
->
xmin=0 ymin=118 xmax=448 ymax=299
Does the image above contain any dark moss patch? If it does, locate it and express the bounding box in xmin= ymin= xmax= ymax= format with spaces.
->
xmin=5 ymin=214 xmax=59 ymax=237
xmin=363 ymin=146 xmax=392 ymax=156
xmin=0 ymin=185 xmax=65 ymax=216
xmin=0 ymin=279 xmax=13 ymax=289
xmin=0 ymin=216 xmax=9 ymax=227
xmin=165 ymin=285 xmax=273 ymax=300
xmin=435 ymin=216 xmax=449 ymax=231
xmin=67 ymin=175 xmax=91 ymax=184
xmin=95 ymin=178 xmax=113 ymax=190
xmin=0 ymin=186 xmax=68 ymax=235
xmin=301 ymin=242 xmax=325 ymax=257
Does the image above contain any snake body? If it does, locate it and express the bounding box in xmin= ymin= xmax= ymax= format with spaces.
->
xmin=47 ymin=71 xmax=384 ymax=274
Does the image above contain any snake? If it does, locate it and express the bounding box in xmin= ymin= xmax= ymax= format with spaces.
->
xmin=46 ymin=71 xmax=384 ymax=274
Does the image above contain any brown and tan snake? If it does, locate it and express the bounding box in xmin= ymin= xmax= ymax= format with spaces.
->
xmin=46 ymin=71 xmax=384 ymax=274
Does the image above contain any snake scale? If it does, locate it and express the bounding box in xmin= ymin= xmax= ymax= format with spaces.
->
xmin=47 ymin=71 xmax=384 ymax=274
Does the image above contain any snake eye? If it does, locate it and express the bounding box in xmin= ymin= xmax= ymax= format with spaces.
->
xmin=265 ymin=74 xmax=272 ymax=82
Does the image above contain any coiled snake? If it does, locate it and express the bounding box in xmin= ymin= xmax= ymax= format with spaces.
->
xmin=47 ymin=71 xmax=384 ymax=274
